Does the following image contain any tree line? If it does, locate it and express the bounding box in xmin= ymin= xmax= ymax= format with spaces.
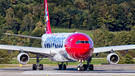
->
xmin=1 ymin=0 xmax=135 ymax=34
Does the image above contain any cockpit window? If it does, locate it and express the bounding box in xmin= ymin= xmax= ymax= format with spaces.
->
xmin=76 ymin=40 xmax=92 ymax=44
xmin=76 ymin=40 xmax=81 ymax=44
xmin=89 ymin=40 xmax=92 ymax=44
xmin=81 ymin=41 xmax=84 ymax=43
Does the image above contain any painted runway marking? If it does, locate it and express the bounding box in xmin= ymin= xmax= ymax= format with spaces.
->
xmin=21 ymin=71 xmax=135 ymax=75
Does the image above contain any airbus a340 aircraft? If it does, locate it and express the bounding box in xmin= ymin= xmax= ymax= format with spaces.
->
xmin=1 ymin=0 xmax=135 ymax=71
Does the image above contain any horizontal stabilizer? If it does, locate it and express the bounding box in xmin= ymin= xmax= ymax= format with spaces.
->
xmin=3 ymin=33 xmax=42 ymax=39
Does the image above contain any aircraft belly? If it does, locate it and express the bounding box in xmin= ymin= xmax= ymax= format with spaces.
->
xmin=49 ymin=50 xmax=77 ymax=62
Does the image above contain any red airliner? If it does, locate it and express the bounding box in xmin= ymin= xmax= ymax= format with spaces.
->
xmin=1 ymin=0 xmax=135 ymax=71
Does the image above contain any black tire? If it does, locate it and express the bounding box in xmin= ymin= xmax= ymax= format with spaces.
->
xmin=77 ymin=66 xmax=84 ymax=71
xmin=77 ymin=66 xmax=81 ymax=71
xmin=59 ymin=64 xmax=62 ymax=70
xmin=89 ymin=64 xmax=94 ymax=70
xmin=39 ymin=64 xmax=43 ymax=70
xmin=80 ymin=66 xmax=84 ymax=71
xmin=63 ymin=64 xmax=66 ymax=70
xmin=33 ymin=64 xmax=37 ymax=70
xmin=83 ymin=64 xmax=88 ymax=70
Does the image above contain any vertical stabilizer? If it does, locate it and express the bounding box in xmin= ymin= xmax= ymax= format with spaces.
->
xmin=44 ymin=0 xmax=52 ymax=34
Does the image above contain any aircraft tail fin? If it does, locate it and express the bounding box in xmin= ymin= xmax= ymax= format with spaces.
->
xmin=44 ymin=0 xmax=52 ymax=34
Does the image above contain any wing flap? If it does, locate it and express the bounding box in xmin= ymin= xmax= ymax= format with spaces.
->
xmin=94 ymin=45 xmax=135 ymax=53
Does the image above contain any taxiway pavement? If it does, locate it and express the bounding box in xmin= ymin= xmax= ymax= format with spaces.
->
xmin=0 ymin=64 xmax=135 ymax=76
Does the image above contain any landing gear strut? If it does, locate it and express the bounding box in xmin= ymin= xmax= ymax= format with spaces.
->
xmin=87 ymin=57 xmax=94 ymax=70
xmin=77 ymin=57 xmax=94 ymax=71
xmin=32 ymin=54 xmax=44 ymax=70
xmin=58 ymin=62 xmax=67 ymax=70
xmin=77 ymin=61 xmax=84 ymax=71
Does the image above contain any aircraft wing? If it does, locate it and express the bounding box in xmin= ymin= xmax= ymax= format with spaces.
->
xmin=93 ymin=45 xmax=135 ymax=53
xmin=0 ymin=45 xmax=58 ymax=55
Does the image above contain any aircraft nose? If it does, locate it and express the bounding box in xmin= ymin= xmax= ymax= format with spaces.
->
xmin=65 ymin=33 xmax=94 ymax=60
xmin=65 ymin=43 xmax=93 ymax=60
xmin=79 ymin=47 xmax=91 ymax=57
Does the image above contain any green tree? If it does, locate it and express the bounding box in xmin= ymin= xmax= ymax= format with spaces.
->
xmin=21 ymin=15 xmax=34 ymax=32
xmin=15 ymin=10 xmax=24 ymax=20
xmin=5 ymin=7 xmax=14 ymax=30
xmin=0 ymin=40 xmax=12 ymax=64
xmin=0 ymin=0 xmax=11 ymax=16
xmin=0 ymin=15 xmax=6 ymax=28
xmin=10 ymin=18 xmax=20 ymax=33
xmin=111 ymin=31 xmax=131 ymax=46
xmin=115 ymin=9 xmax=127 ymax=31
xmin=125 ymin=53 xmax=134 ymax=64
xmin=92 ymin=29 xmax=104 ymax=47
xmin=117 ymin=52 xmax=125 ymax=64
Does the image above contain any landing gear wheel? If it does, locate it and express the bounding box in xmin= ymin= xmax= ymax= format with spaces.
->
xmin=83 ymin=64 xmax=88 ymax=70
xmin=39 ymin=64 xmax=43 ymax=70
xmin=77 ymin=66 xmax=81 ymax=71
xmin=77 ymin=66 xmax=84 ymax=71
xmin=89 ymin=64 xmax=93 ymax=70
xmin=81 ymin=66 xmax=84 ymax=71
xmin=33 ymin=64 xmax=37 ymax=70
xmin=63 ymin=64 xmax=66 ymax=70
xmin=59 ymin=64 xmax=62 ymax=70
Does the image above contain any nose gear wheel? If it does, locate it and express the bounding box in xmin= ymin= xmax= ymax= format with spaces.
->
xmin=77 ymin=57 xmax=94 ymax=71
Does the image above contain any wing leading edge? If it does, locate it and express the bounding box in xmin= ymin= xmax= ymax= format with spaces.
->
xmin=94 ymin=45 xmax=135 ymax=53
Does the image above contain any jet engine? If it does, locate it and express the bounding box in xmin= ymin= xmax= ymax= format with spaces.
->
xmin=107 ymin=53 xmax=119 ymax=65
xmin=17 ymin=53 xmax=29 ymax=65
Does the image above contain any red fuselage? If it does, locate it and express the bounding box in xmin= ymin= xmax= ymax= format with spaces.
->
xmin=65 ymin=33 xmax=94 ymax=60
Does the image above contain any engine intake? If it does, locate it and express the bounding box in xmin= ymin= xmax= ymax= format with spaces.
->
xmin=107 ymin=53 xmax=119 ymax=65
xmin=17 ymin=53 xmax=29 ymax=65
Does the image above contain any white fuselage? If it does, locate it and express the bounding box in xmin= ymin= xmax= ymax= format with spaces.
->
xmin=41 ymin=33 xmax=77 ymax=62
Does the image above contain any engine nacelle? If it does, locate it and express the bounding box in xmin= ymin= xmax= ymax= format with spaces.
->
xmin=17 ymin=53 xmax=29 ymax=65
xmin=107 ymin=53 xmax=119 ymax=65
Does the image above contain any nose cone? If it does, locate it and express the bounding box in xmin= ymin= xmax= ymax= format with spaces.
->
xmin=65 ymin=33 xmax=94 ymax=60
xmin=79 ymin=47 xmax=91 ymax=57
xmin=74 ymin=45 xmax=93 ymax=60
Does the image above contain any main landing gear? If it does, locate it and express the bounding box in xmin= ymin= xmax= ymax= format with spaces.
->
xmin=77 ymin=57 xmax=94 ymax=71
xmin=32 ymin=54 xmax=44 ymax=70
xmin=58 ymin=62 xmax=67 ymax=70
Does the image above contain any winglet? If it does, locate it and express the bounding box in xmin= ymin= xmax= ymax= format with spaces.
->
xmin=44 ymin=0 xmax=52 ymax=34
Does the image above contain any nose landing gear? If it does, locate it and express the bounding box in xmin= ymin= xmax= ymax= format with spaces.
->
xmin=77 ymin=57 xmax=94 ymax=71
xmin=77 ymin=61 xmax=84 ymax=71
